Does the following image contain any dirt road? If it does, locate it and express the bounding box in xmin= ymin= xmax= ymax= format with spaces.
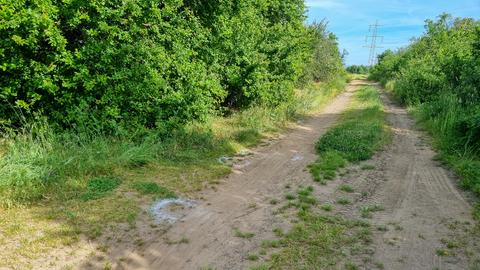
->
xmin=97 ymin=82 xmax=359 ymax=270
xmin=355 ymin=89 xmax=477 ymax=269
xmin=73 ymin=80 xmax=478 ymax=270
xmin=312 ymin=83 xmax=478 ymax=269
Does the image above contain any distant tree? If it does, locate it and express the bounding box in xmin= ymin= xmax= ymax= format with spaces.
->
xmin=346 ymin=65 xmax=369 ymax=74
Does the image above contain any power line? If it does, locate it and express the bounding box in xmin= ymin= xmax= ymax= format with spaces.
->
xmin=363 ymin=20 xmax=384 ymax=66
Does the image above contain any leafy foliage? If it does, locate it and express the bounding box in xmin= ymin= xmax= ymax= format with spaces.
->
xmin=346 ymin=65 xmax=369 ymax=74
xmin=369 ymin=14 xmax=480 ymax=195
xmin=0 ymin=0 xmax=344 ymax=134
xmin=0 ymin=0 xmax=345 ymax=206
xmin=300 ymin=21 xmax=346 ymax=84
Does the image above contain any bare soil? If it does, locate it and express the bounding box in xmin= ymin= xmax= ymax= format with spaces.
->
xmin=95 ymin=81 xmax=359 ymax=270
xmin=314 ymin=83 xmax=480 ymax=270
xmin=30 ymin=80 xmax=479 ymax=270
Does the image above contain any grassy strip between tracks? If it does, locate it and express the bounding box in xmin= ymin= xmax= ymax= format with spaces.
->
xmin=251 ymin=85 xmax=390 ymax=269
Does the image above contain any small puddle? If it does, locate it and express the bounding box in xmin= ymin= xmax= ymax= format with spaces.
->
xmin=150 ymin=198 xmax=196 ymax=224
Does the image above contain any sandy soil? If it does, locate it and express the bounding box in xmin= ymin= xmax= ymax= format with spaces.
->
xmin=30 ymin=80 xmax=478 ymax=270
xmin=312 ymin=83 xmax=479 ymax=270
xmin=87 ymin=82 xmax=361 ymax=270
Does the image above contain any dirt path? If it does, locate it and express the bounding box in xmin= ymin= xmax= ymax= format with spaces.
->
xmin=371 ymin=89 xmax=477 ymax=269
xmin=94 ymin=81 xmax=361 ymax=270
xmin=70 ymin=80 xmax=479 ymax=270
xmin=314 ymin=83 xmax=479 ymax=269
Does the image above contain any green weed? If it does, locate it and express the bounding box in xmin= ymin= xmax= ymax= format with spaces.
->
xmin=321 ymin=204 xmax=333 ymax=212
xmin=339 ymin=184 xmax=355 ymax=193
xmin=234 ymin=229 xmax=255 ymax=239
xmin=360 ymin=204 xmax=385 ymax=218
xmin=269 ymin=198 xmax=279 ymax=205
xmin=310 ymin=151 xmax=346 ymax=182
xmin=337 ymin=198 xmax=352 ymax=205
xmin=247 ymin=254 xmax=259 ymax=261
xmin=309 ymin=86 xmax=389 ymax=183
xmin=132 ymin=182 xmax=176 ymax=198
xmin=285 ymin=194 xmax=296 ymax=201
xmin=261 ymin=239 xmax=282 ymax=248
xmin=256 ymin=213 xmax=372 ymax=269
xmin=81 ymin=176 xmax=122 ymax=201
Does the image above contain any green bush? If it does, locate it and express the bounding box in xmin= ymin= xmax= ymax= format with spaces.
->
xmin=346 ymin=65 xmax=369 ymax=74
xmin=1 ymin=0 xmax=225 ymax=133
xmin=0 ymin=0 xmax=342 ymax=134
xmin=0 ymin=0 xmax=346 ymax=206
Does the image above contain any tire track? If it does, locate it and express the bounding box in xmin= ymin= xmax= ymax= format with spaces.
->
xmin=83 ymin=81 xmax=365 ymax=270
xmin=334 ymin=84 xmax=478 ymax=270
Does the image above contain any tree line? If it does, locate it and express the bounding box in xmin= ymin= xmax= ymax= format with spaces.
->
xmin=1 ymin=0 xmax=344 ymax=135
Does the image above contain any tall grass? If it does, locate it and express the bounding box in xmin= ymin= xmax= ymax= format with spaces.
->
xmin=0 ymin=78 xmax=346 ymax=207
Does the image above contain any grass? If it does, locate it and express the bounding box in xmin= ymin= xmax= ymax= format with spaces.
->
xmin=360 ymin=204 xmax=385 ymax=218
xmin=309 ymin=86 xmax=390 ymax=184
xmin=321 ymin=204 xmax=334 ymax=212
xmin=339 ymin=184 xmax=355 ymax=193
xmin=297 ymin=186 xmax=317 ymax=205
xmin=252 ymin=213 xmax=371 ymax=269
xmin=0 ymin=78 xmax=346 ymax=269
xmin=252 ymin=85 xmax=390 ymax=270
xmin=337 ymin=197 xmax=352 ymax=205
xmin=404 ymin=91 xmax=480 ymax=217
xmin=234 ymin=228 xmax=255 ymax=239
xmin=81 ymin=176 xmax=122 ymax=201
xmin=131 ymin=181 xmax=176 ymax=198
xmin=269 ymin=198 xmax=279 ymax=205
xmin=285 ymin=193 xmax=296 ymax=200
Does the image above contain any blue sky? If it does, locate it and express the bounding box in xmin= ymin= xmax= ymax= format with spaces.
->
xmin=305 ymin=0 xmax=480 ymax=66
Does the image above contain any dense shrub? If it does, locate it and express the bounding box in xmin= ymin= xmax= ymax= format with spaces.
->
xmin=369 ymin=14 xmax=480 ymax=195
xmin=0 ymin=0 xmax=346 ymax=206
xmin=301 ymin=21 xmax=345 ymax=83
xmin=1 ymin=0 xmax=224 ymax=133
xmin=0 ymin=0 xmax=343 ymax=133
xmin=346 ymin=65 xmax=369 ymax=74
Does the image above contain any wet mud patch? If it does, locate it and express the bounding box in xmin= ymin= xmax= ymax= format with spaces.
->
xmin=150 ymin=198 xmax=197 ymax=224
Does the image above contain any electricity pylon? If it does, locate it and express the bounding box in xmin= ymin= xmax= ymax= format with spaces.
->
xmin=364 ymin=20 xmax=384 ymax=66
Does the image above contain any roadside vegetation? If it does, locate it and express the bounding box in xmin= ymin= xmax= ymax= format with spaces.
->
xmin=346 ymin=65 xmax=370 ymax=75
xmin=369 ymin=14 xmax=480 ymax=205
xmin=0 ymin=0 xmax=347 ymax=267
xmin=252 ymin=86 xmax=389 ymax=269
xmin=310 ymin=86 xmax=390 ymax=184
xmin=0 ymin=67 xmax=346 ymax=270
xmin=0 ymin=0 xmax=345 ymax=207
